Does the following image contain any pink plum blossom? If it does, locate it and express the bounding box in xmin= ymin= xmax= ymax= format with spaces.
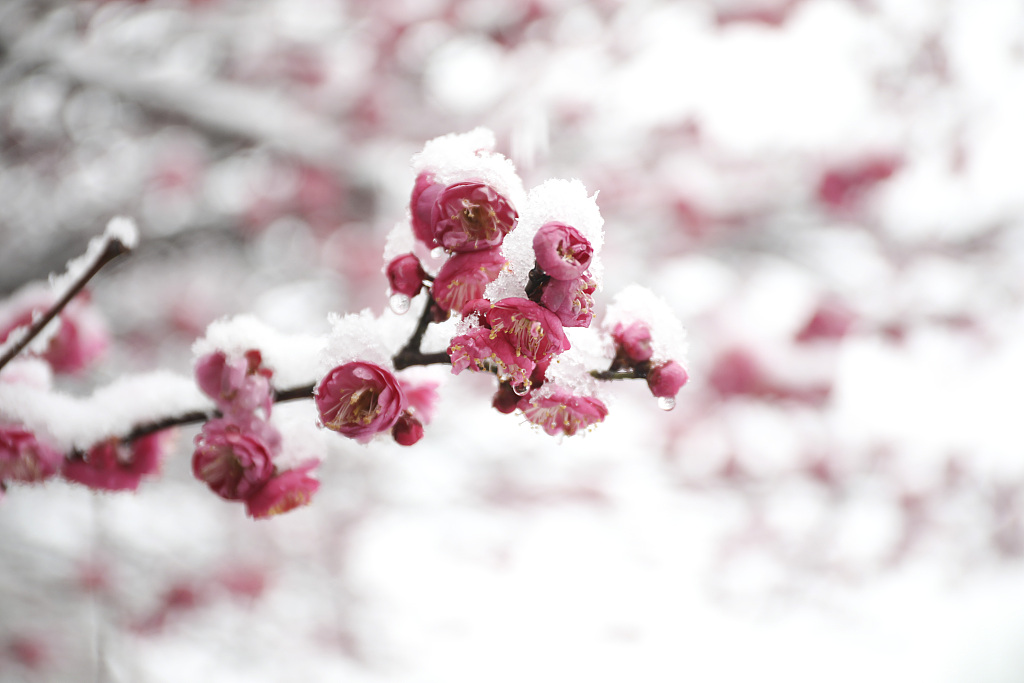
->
xmin=386 ymin=253 xmax=429 ymax=298
xmin=430 ymin=181 xmax=517 ymax=253
xmin=538 ymin=272 xmax=596 ymax=328
xmin=0 ymin=426 xmax=62 ymax=484
xmin=63 ymin=432 xmax=170 ymax=492
xmin=533 ymin=221 xmax=593 ymax=280
xmin=245 ymin=463 xmax=320 ymax=519
xmin=431 ymin=247 xmax=504 ymax=314
xmin=192 ymin=419 xmax=277 ymax=500
xmin=448 ymin=298 xmax=569 ymax=387
xmin=646 ymin=360 xmax=689 ymax=399
xmin=519 ymin=387 xmax=608 ymax=437
xmin=315 ymin=361 xmax=406 ymax=442
xmin=194 ymin=349 xmax=273 ymax=418
xmin=612 ymin=321 xmax=654 ymax=365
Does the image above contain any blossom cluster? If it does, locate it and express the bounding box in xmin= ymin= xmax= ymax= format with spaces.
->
xmin=319 ymin=128 xmax=689 ymax=446
xmin=0 ymin=131 xmax=689 ymax=522
xmin=192 ymin=350 xmax=320 ymax=518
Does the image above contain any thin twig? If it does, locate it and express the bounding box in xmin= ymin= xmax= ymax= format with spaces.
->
xmin=123 ymin=382 xmax=317 ymax=443
xmin=0 ymin=235 xmax=131 ymax=373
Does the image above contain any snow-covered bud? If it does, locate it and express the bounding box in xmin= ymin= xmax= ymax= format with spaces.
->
xmin=519 ymin=387 xmax=608 ymax=437
xmin=386 ymin=253 xmax=429 ymax=298
xmin=245 ymin=464 xmax=320 ymax=519
xmin=431 ymin=181 xmax=517 ymax=253
xmin=192 ymin=419 xmax=277 ymax=500
xmin=194 ymin=350 xmax=273 ymax=419
xmin=391 ymin=412 xmax=424 ymax=446
xmin=612 ymin=321 xmax=654 ymax=365
xmin=315 ymin=361 xmax=406 ymax=442
xmin=646 ymin=361 xmax=689 ymax=399
xmin=431 ymin=247 xmax=504 ymax=313
xmin=0 ymin=426 xmax=62 ymax=483
xmin=533 ymin=221 xmax=593 ymax=280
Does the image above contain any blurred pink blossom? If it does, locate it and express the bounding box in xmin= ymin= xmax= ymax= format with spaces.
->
xmin=245 ymin=463 xmax=320 ymax=519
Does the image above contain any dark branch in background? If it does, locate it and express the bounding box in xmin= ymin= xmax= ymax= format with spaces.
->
xmin=0 ymin=235 xmax=131 ymax=373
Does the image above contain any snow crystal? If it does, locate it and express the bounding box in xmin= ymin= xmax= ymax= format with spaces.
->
xmin=104 ymin=215 xmax=139 ymax=249
xmin=603 ymin=284 xmax=689 ymax=366
xmin=382 ymin=220 xmax=417 ymax=269
xmin=410 ymin=128 xmax=527 ymax=214
xmin=323 ymin=308 xmax=406 ymax=371
xmin=486 ymin=178 xmax=605 ymax=302
xmin=0 ymin=371 xmax=208 ymax=451
xmin=193 ymin=314 xmax=326 ymax=388
xmin=0 ymin=357 xmax=52 ymax=390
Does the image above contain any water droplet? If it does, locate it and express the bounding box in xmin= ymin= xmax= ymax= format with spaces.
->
xmin=389 ymin=293 xmax=411 ymax=314
xmin=430 ymin=247 xmax=446 ymax=259
xmin=512 ymin=382 xmax=529 ymax=396
xmin=657 ymin=396 xmax=676 ymax=411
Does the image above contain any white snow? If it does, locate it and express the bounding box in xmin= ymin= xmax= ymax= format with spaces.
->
xmin=0 ymin=370 xmax=208 ymax=450
xmin=411 ymin=128 xmax=527 ymax=215
xmin=194 ymin=314 xmax=326 ymax=388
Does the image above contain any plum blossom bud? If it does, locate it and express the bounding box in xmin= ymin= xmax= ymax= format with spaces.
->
xmin=538 ymin=272 xmax=596 ymax=328
xmin=431 ymin=181 xmax=517 ymax=253
xmin=410 ymin=172 xmax=443 ymax=247
xmin=386 ymin=253 xmax=429 ymax=298
xmin=192 ymin=419 xmax=277 ymax=500
xmin=194 ymin=350 xmax=273 ymax=418
xmin=519 ymin=387 xmax=608 ymax=437
xmin=391 ymin=412 xmax=424 ymax=446
xmin=315 ymin=362 xmax=406 ymax=442
xmin=533 ymin=222 xmax=593 ymax=280
xmin=646 ymin=361 xmax=689 ymax=399
xmin=431 ymin=248 xmax=504 ymax=313
xmin=0 ymin=426 xmax=62 ymax=483
xmin=245 ymin=464 xmax=320 ymax=519
xmin=492 ymin=383 xmax=520 ymax=414
xmin=612 ymin=321 xmax=653 ymax=364
xmin=63 ymin=432 xmax=170 ymax=492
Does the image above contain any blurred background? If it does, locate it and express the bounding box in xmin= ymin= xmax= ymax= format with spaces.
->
xmin=3 ymin=0 xmax=1024 ymax=680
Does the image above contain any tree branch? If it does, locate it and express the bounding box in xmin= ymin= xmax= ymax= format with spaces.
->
xmin=0 ymin=234 xmax=131 ymax=373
